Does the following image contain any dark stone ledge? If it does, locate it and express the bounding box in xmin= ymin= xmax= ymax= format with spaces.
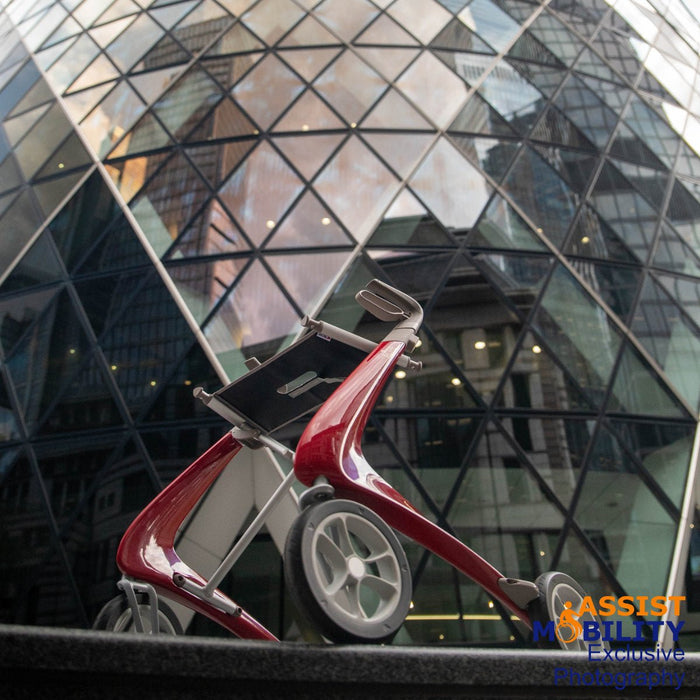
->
xmin=1 ymin=624 xmax=697 ymax=699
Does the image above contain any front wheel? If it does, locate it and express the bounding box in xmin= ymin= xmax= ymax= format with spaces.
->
xmin=284 ymin=499 xmax=412 ymax=644
xmin=528 ymin=571 xmax=609 ymax=651
xmin=93 ymin=592 xmax=183 ymax=634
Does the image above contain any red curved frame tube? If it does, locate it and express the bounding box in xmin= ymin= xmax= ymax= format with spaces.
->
xmin=294 ymin=340 xmax=532 ymax=628
xmin=116 ymin=432 xmax=278 ymax=640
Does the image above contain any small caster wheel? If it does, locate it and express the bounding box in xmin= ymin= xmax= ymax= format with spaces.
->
xmin=528 ymin=571 xmax=609 ymax=651
xmin=93 ymin=592 xmax=183 ymax=634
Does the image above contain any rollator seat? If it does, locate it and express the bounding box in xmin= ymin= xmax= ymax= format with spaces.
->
xmin=214 ymin=332 xmax=368 ymax=434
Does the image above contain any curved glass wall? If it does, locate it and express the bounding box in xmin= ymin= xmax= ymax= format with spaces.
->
xmin=0 ymin=0 xmax=699 ymax=646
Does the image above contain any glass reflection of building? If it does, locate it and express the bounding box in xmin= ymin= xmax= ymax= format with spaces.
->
xmin=1 ymin=0 xmax=700 ymax=647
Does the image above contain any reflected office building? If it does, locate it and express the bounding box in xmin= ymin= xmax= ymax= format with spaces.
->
xmin=1 ymin=0 xmax=700 ymax=647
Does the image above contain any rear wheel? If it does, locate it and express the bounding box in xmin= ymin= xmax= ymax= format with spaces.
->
xmin=285 ymin=499 xmax=412 ymax=643
xmin=93 ymin=593 xmax=183 ymax=634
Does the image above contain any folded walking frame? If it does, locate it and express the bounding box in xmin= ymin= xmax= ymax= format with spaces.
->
xmin=95 ymin=279 xmax=605 ymax=650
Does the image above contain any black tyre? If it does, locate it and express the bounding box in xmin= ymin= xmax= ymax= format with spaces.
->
xmin=284 ymin=499 xmax=412 ymax=643
xmin=92 ymin=592 xmax=183 ymax=634
xmin=528 ymin=571 xmax=608 ymax=651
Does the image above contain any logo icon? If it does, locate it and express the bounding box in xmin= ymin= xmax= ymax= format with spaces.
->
xmin=556 ymin=601 xmax=583 ymax=644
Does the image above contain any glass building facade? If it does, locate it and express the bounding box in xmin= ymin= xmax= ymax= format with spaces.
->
xmin=1 ymin=0 xmax=700 ymax=646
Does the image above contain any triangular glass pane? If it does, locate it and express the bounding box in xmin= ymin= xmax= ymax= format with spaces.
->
xmin=375 ymin=320 xmax=479 ymax=411
xmin=313 ymin=0 xmax=380 ymax=42
xmin=3 ymin=103 xmax=51 ymax=147
xmin=4 ymin=289 xmax=92 ymax=435
xmin=143 ymin=341 xmax=224 ymax=423
xmin=0 ymin=157 xmax=23 ymax=194
xmin=572 ymin=260 xmax=641 ymax=324
xmin=312 ymin=253 xmax=373 ymax=328
xmin=396 ymin=52 xmax=468 ymax=130
xmin=167 ymin=257 xmax=249 ymax=324
xmin=218 ymin=140 xmax=305 ymax=246
xmin=354 ymin=12 xmax=419 ymax=46
xmin=381 ymin=188 xmax=428 ymax=220
xmin=272 ymin=133 xmax=344 ymax=181
xmin=0 ymin=370 xmax=20 ymax=442
xmin=74 ymin=269 xmax=153 ymax=339
xmin=99 ymin=271 xmax=195 ymax=418
xmin=573 ymin=426 xmax=677 ymax=597
xmin=265 ymin=190 xmax=351 ymax=248
xmin=507 ymin=29 xmax=565 ymax=66
xmin=372 ymin=413 xmax=480 ymax=513
xmin=448 ymin=419 xmax=565 ymax=538
xmin=266 ymin=251 xmax=353 ymax=312
xmin=35 ymin=351 xmax=124 ymax=436
xmin=0 ymin=190 xmax=45 ymax=273
xmin=152 ymin=66 xmax=223 ymax=140
xmin=450 ymin=135 xmax=519 ymax=182
xmin=529 ymin=104 xmax=597 ymax=150
xmin=204 ymin=53 xmax=265 ymax=92
xmin=589 ymin=163 xmax=658 ymax=263
xmin=279 ymin=47 xmax=341 ymax=82
xmin=315 ymin=135 xmax=401 ymax=245
xmin=532 ymin=263 xmax=622 ymax=405
xmin=279 ymin=13 xmax=341 ymax=47
xmin=314 ymin=50 xmax=387 ymax=127
xmin=409 ymin=137 xmax=492 ymax=234
xmin=497 ymin=330 xmax=596 ymax=412
xmin=468 ymin=194 xmax=547 ymax=251
xmin=0 ymin=286 xmax=61 ymax=359
xmin=631 ymin=276 xmax=700 ymax=412
xmin=240 ymin=0 xmax=305 ymax=45
xmin=90 ymin=17 xmax=139 ymax=50
xmin=167 ymin=197 xmax=250 ymax=258
xmin=368 ymin=212 xmax=455 ymax=248
xmin=609 ymin=122 xmax=668 ymax=170
xmin=5 ymin=77 xmax=54 ymax=120
xmin=150 ymin=0 xmax=199 ymax=31
xmin=1 ymin=231 xmax=63 ymax=293
xmin=362 ymin=133 xmax=434 ymax=180
xmin=62 ymin=81 xmax=115 ymax=124
xmin=608 ymin=341 xmax=689 ymax=418
xmin=553 ymin=74 xmax=619 ymax=149
xmin=387 ymin=0 xmax=451 ymax=45
xmin=373 ymin=249 xmax=457 ymax=306
xmin=33 ymin=132 xmax=91 ymax=181
xmin=203 ymin=258 xmax=300 ymax=376
xmin=128 ymin=65 xmax=185 ymax=104
xmin=499 ymin=413 xmax=592 ymax=509
xmin=272 ymin=88 xmax=346 ymax=132
xmin=652 ymin=222 xmax=700 ymax=277
xmin=564 ymin=203 xmax=638 ymax=264
xmin=206 ymin=21 xmax=266 ymax=56
xmin=655 ymin=272 xmax=700 ymax=330
xmin=0 ymin=450 xmax=63 ymax=622
xmin=448 ymin=93 xmax=517 ymax=137
xmin=75 ymin=214 xmax=153 ymax=276
xmin=532 ymin=146 xmax=599 ymax=197
xmin=608 ymin=158 xmax=668 ymax=212
xmin=361 ymin=87 xmax=433 ymax=130
xmin=184 ymin=140 xmax=257 ymax=188
xmin=609 ymin=418 xmax=694 ymax=510
xmin=80 ymin=81 xmax=147 ymax=158
xmin=48 ymin=172 xmax=121 ymax=272
xmin=353 ymin=47 xmax=419 ymax=83
xmin=232 ymin=53 xmax=305 ymax=130
xmin=66 ymin=54 xmax=119 ymax=93
xmin=431 ymin=18 xmax=494 ymax=53
xmin=501 ymin=146 xmax=578 ymax=248
xmin=573 ymin=47 xmax=620 ymax=83
xmin=130 ymin=150 xmax=211 ymax=256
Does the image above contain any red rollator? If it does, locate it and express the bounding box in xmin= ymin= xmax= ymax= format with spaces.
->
xmin=94 ymin=280 xmax=606 ymax=650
